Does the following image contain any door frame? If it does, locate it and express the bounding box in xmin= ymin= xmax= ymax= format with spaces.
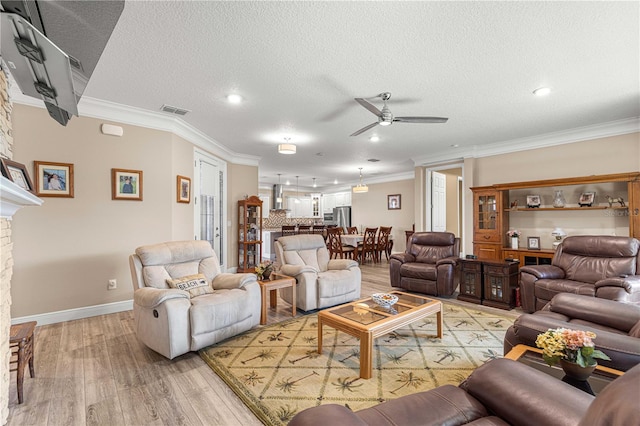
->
xmin=424 ymin=162 xmax=465 ymax=251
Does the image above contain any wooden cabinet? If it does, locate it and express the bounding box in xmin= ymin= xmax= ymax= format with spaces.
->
xmin=472 ymin=173 xmax=640 ymax=263
xmin=458 ymin=259 xmax=483 ymax=304
xmin=472 ymin=188 xmax=507 ymax=260
xmin=482 ymin=260 xmax=519 ymax=310
xmin=238 ymin=196 xmax=262 ymax=273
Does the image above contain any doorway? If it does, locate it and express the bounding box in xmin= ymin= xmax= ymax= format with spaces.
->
xmin=425 ymin=165 xmax=464 ymax=245
xmin=194 ymin=150 xmax=227 ymax=269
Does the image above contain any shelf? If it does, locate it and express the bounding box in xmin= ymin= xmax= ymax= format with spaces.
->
xmin=506 ymin=206 xmax=627 ymax=212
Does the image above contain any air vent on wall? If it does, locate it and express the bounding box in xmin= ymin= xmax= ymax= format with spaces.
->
xmin=160 ymin=104 xmax=191 ymax=116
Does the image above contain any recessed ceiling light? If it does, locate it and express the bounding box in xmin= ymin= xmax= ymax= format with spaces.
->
xmin=533 ymin=87 xmax=551 ymax=97
xmin=227 ymin=94 xmax=243 ymax=104
xmin=334 ymin=179 xmax=338 ymax=184
xmin=369 ymin=135 xmax=380 ymax=142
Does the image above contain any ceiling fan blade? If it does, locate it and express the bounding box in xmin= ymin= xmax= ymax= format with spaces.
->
xmin=394 ymin=116 xmax=449 ymax=123
xmin=355 ymin=98 xmax=382 ymax=117
xmin=350 ymin=122 xmax=379 ymax=137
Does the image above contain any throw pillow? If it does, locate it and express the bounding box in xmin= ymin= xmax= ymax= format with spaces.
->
xmin=166 ymin=273 xmax=213 ymax=298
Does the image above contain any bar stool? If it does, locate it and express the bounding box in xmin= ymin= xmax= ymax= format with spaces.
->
xmin=9 ymin=321 xmax=36 ymax=404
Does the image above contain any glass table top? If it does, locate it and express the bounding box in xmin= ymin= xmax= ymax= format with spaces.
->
xmin=328 ymin=292 xmax=436 ymax=326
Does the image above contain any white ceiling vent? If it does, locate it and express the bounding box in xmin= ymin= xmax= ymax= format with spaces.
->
xmin=160 ymin=104 xmax=191 ymax=116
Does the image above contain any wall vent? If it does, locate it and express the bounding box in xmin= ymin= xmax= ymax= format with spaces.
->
xmin=160 ymin=104 xmax=191 ymax=116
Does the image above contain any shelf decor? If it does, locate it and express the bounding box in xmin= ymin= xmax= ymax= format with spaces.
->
xmin=578 ymin=192 xmax=595 ymax=207
xmin=507 ymin=230 xmax=521 ymax=249
xmin=552 ymin=190 xmax=566 ymax=208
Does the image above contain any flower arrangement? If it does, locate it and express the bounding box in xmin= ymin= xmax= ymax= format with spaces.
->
xmin=535 ymin=328 xmax=611 ymax=367
xmin=506 ymin=229 xmax=521 ymax=238
xmin=255 ymin=260 xmax=273 ymax=280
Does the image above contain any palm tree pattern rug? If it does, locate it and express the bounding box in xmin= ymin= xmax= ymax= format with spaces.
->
xmin=199 ymin=301 xmax=514 ymax=425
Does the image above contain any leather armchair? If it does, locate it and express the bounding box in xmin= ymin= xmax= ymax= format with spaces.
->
xmin=519 ymin=235 xmax=640 ymax=313
xmin=129 ymin=240 xmax=261 ymax=359
xmin=289 ymin=357 xmax=640 ymax=426
xmin=274 ymin=234 xmax=361 ymax=311
xmin=504 ymin=293 xmax=640 ymax=371
xmin=389 ymin=232 xmax=460 ymax=296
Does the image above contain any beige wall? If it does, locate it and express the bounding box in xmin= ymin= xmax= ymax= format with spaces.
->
xmin=351 ymin=179 xmax=414 ymax=253
xmin=442 ymin=168 xmax=462 ymax=235
xmin=9 ymin=104 xmax=256 ymax=318
xmin=228 ymin=164 xmax=259 ymax=269
xmin=462 ymin=133 xmax=640 ymax=254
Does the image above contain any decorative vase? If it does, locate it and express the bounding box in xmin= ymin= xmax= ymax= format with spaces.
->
xmin=511 ymin=237 xmax=519 ymax=249
xmin=559 ymin=359 xmax=597 ymax=381
xmin=553 ymin=190 xmax=566 ymax=208
xmin=263 ymin=269 xmax=272 ymax=280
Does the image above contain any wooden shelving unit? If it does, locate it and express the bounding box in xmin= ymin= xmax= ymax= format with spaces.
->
xmin=238 ymin=195 xmax=263 ymax=273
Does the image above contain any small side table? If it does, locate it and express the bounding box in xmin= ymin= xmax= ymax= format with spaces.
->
xmin=482 ymin=260 xmax=519 ymax=310
xmin=9 ymin=321 xmax=37 ymax=404
xmin=457 ymin=258 xmax=483 ymax=304
xmin=258 ymin=273 xmax=296 ymax=325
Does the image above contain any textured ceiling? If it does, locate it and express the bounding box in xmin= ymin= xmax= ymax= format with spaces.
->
xmin=83 ymin=1 xmax=639 ymax=190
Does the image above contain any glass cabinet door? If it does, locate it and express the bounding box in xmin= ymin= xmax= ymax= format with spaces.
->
xmin=477 ymin=194 xmax=497 ymax=230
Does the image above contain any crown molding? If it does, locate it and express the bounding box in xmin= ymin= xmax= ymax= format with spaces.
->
xmin=9 ymin=87 xmax=260 ymax=167
xmin=413 ymin=117 xmax=640 ymax=166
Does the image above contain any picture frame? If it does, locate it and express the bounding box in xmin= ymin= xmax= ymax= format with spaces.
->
xmin=526 ymin=194 xmax=541 ymax=208
xmin=177 ymin=175 xmax=191 ymax=203
xmin=112 ymin=168 xmax=143 ymax=201
xmin=527 ymin=236 xmax=541 ymax=250
xmin=34 ymin=161 xmax=74 ymax=198
xmin=578 ymin=191 xmax=595 ymax=207
xmin=0 ymin=158 xmax=34 ymax=193
xmin=388 ymin=194 xmax=401 ymax=210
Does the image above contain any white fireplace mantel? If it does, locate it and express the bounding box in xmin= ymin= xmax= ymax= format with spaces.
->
xmin=0 ymin=175 xmax=43 ymax=218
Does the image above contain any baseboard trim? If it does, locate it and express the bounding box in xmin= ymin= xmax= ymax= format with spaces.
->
xmin=12 ymin=300 xmax=134 ymax=326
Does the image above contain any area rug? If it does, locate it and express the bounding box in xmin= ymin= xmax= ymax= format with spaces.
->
xmin=199 ymin=301 xmax=514 ymax=425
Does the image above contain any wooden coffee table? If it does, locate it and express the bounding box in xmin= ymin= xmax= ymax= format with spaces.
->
xmin=258 ymin=273 xmax=296 ymax=325
xmin=318 ymin=291 xmax=442 ymax=379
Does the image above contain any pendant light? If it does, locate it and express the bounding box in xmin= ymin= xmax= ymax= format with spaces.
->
xmin=312 ymin=178 xmax=317 ymax=188
xmin=353 ymin=167 xmax=369 ymax=193
xmin=294 ymin=176 xmax=301 ymax=203
xmin=276 ymin=173 xmax=283 ymax=203
xmin=278 ymin=137 xmax=296 ymax=154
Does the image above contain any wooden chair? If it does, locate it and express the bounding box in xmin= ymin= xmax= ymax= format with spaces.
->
xmin=347 ymin=226 xmax=358 ymax=235
xmin=376 ymin=226 xmax=392 ymax=262
xmin=326 ymin=227 xmax=355 ymax=259
xmin=358 ymin=227 xmax=378 ymax=263
xmin=297 ymin=225 xmax=312 ymax=234
xmin=282 ymin=225 xmax=296 ymax=236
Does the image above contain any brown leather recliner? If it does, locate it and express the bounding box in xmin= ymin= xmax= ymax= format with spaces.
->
xmin=504 ymin=293 xmax=640 ymax=372
xmin=520 ymin=235 xmax=640 ymax=313
xmin=389 ymin=232 xmax=460 ymax=296
xmin=288 ymin=357 xmax=640 ymax=426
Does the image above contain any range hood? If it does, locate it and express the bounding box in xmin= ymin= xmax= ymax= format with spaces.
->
xmin=0 ymin=0 xmax=124 ymax=125
xmin=272 ymin=184 xmax=285 ymax=210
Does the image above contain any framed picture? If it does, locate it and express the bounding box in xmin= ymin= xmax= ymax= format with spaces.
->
xmin=0 ymin=158 xmax=34 ymax=193
xmin=579 ymin=191 xmax=595 ymax=207
xmin=527 ymin=236 xmax=541 ymax=250
xmin=388 ymin=194 xmax=401 ymax=210
xmin=177 ymin=175 xmax=191 ymax=203
xmin=112 ymin=168 xmax=143 ymax=201
xmin=34 ymin=161 xmax=74 ymax=197
xmin=526 ymin=194 xmax=541 ymax=208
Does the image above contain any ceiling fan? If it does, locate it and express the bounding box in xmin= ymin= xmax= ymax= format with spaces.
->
xmin=350 ymin=92 xmax=448 ymax=137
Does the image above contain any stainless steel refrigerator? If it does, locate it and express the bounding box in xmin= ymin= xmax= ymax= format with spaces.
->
xmin=333 ymin=206 xmax=351 ymax=231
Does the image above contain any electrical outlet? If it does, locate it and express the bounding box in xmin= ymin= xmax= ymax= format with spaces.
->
xmin=108 ymin=279 xmax=117 ymax=290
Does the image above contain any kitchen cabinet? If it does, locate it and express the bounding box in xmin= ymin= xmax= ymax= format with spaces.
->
xmin=238 ymin=196 xmax=262 ymax=273
xmin=335 ymin=191 xmax=351 ymax=207
xmin=323 ymin=193 xmax=336 ymax=213
xmin=287 ymin=196 xmax=313 ymax=218
xmin=311 ymin=193 xmax=321 ymax=217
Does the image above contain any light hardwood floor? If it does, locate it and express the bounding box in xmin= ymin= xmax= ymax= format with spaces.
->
xmin=7 ymin=261 xmax=519 ymax=425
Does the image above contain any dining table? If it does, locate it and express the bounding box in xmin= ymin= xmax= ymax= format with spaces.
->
xmin=340 ymin=234 xmax=393 ymax=262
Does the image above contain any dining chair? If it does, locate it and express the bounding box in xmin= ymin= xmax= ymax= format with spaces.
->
xmin=282 ymin=225 xmax=296 ymax=236
xmin=358 ymin=227 xmax=378 ymax=263
xmin=376 ymin=226 xmax=392 ymax=262
xmin=347 ymin=226 xmax=358 ymax=235
xmin=327 ymin=227 xmax=355 ymax=259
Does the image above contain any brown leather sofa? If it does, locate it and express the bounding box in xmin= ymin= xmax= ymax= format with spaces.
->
xmin=389 ymin=232 xmax=459 ymax=296
xmin=288 ymin=357 xmax=640 ymax=426
xmin=505 ymin=293 xmax=640 ymax=372
xmin=520 ymin=235 xmax=640 ymax=313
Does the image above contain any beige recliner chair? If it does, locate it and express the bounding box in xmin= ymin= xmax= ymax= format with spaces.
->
xmin=129 ymin=240 xmax=261 ymax=359
xmin=274 ymin=234 xmax=361 ymax=311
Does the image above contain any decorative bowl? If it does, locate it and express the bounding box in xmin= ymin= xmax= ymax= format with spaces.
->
xmin=372 ymin=293 xmax=398 ymax=308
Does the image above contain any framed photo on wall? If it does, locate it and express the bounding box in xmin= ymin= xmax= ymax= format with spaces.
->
xmin=388 ymin=194 xmax=401 ymax=210
xmin=177 ymin=175 xmax=191 ymax=203
xmin=527 ymin=236 xmax=541 ymax=250
xmin=0 ymin=158 xmax=34 ymax=193
xmin=34 ymin=161 xmax=74 ymax=197
xmin=112 ymin=168 xmax=143 ymax=201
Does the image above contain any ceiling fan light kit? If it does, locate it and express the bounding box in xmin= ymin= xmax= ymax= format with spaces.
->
xmin=350 ymin=92 xmax=448 ymax=136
